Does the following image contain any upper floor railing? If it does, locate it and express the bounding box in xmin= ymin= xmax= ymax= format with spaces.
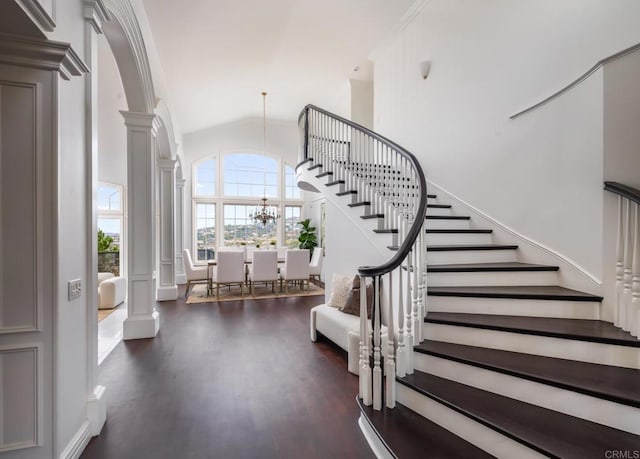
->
xmin=299 ymin=105 xmax=428 ymax=410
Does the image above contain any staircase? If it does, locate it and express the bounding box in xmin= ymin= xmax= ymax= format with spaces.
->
xmin=297 ymin=105 xmax=640 ymax=458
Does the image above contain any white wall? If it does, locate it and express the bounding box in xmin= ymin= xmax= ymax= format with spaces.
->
xmin=182 ymin=117 xmax=301 ymax=254
xmin=350 ymin=79 xmax=373 ymax=129
xmin=372 ymin=0 xmax=640 ymax=281
xmin=48 ymin=0 xmax=92 ymax=454
xmin=98 ymin=34 xmax=127 ymax=186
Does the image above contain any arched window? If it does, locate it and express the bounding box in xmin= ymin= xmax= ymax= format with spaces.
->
xmin=223 ymin=153 xmax=277 ymax=197
xmin=195 ymin=158 xmax=216 ymax=196
xmin=285 ymin=165 xmax=300 ymax=199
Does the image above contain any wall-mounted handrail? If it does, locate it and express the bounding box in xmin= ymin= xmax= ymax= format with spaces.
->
xmin=510 ymin=42 xmax=640 ymax=119
xmin=605 ymin=181 xmax=640 ymax=205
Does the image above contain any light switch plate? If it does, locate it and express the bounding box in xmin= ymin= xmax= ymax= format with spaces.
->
xmin=68 ymin=279 xmax=82 ymax=300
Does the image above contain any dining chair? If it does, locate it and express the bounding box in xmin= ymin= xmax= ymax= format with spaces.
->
xmin=309 ymin=247 xmax=323 ymax=282
xmin=213 ymin=250 xmax=245 ymax=299
xmin=183 ymin=249 xmax=209 ymax=298
xmin=280 ymin=249 xmax=310 ymax=293
xmin=248 ymin=250 xmax=279 ymax=294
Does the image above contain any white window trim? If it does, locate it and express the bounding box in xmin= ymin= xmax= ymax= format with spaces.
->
xmin=191 ymin=153 xmax=305 ymax=265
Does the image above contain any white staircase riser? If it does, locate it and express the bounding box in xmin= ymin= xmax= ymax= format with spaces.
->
xmin=426 ymin=207 xmax=452 ymax=216
xmin=373 ymin=231 xmax=398 ymax=247
xmin=427 ymin=250 xmax=517 ymax=264
xmin=426 ymin=296 xmax=600 ymax=320
xmin=396 ymin=384 xmax=546 ymax=459
xmin=423 ymin=323 xmax=640 ymax=369
xmin=425 ymin=219 xmax=470 ymax=230
xmin=428 ymin=270 xmax=558 ymax=287
xmin=426 ymin=233 xmax=493 ymax=245
xmin=413 ymin=353 xmax=640 ymax=435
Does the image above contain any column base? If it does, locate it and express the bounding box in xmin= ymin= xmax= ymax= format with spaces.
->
xmin=87 ymin=385 xmax=107 ymax=436
xmin=157 ymin=285 xmax=178 ymax=301
xmin=123 ymin=310 xmax=160 ymax=340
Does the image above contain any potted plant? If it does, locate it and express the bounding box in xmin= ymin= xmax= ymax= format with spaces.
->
xmin=255 ymin=242 xmax=261 ymax=249
xmin=297 ymin=218 xmax=318 ymax=258
xmin=270 ymin=240 xmax=277 ymax=249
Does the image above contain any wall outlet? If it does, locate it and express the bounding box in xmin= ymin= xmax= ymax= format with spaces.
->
xmin=68 ymin=279 xmax=82 ymax=300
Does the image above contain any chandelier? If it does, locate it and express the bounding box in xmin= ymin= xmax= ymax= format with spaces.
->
xmin=250 ymin=91 xmax=280 ymax=226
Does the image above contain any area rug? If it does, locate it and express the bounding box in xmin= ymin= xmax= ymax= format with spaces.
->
xmin=186 ymin=282 xmax=324 ymax=304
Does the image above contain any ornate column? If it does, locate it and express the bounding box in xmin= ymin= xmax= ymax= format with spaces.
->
xmin=121 ymin=111 xmax=160 ymax=339
xmin=175 ymin=177 xmax=187 ymax=284
xmin=84 ymin=0 xmax=109 ymax=436
xmin=157 ymin=158 xmax=178 ymax=300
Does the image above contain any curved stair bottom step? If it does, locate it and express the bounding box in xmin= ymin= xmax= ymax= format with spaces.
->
xmin=413 ymin=352 xmax=640 ymax=435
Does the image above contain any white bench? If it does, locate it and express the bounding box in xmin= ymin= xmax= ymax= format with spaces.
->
xmin=98 ymin=272 xmax=127 ymax=309
xmin=310 ymin=303 xmax=387 ymax=375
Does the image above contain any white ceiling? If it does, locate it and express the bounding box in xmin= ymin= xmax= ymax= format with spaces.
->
xmin=142 ymin=0 xmax=415 ymax=134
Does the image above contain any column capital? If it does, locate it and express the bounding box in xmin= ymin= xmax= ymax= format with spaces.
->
xmin=120 ymin=111 xmax=160 ymax=134
xmin=83 ymin=0 xmax=110 ymax=34
xmin=158 ymin=158 xmax=178 ymax=171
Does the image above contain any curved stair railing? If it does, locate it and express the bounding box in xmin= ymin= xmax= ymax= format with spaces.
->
xmin=605 ymin=181 xmax=640 ymax=337
xmin=298 ymin=105 xmax=428 ymax=410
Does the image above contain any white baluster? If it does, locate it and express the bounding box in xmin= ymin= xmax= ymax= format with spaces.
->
xmin=629 ymin=202 xmax=639 ymax=337
xmin=623 ymin=199 xmax=633 ymax=332
xmin=386 ymin=271 xmax=396 ymax=408
xmin=359 ymin=274 xmax=372 ymax=406
xmin=396 ymin=264 xmax=406 ymax=377
xmin=412 ymin=244 xmax=420 ymax=345
xmin=373 ymin=276 xmax=382 ymax=410
xmin=421 ymin=223 xmax=429 ymax=320
xmin=405 ymin=250 xmax=414 ymax=374
xmin=615 ymin=196 xmax=625 ymax=327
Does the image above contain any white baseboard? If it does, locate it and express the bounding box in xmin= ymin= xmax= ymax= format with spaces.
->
xmin=87 ymin=385 xmax=107 ymax=436
xmin=358 ymin=414 xmax=394 ymax=459
xmin=123 ymin=311 xmax=160 ymax=340
xmin=157 ymin=285 xmax=178 ymax=301
xmin=59 ymin=420 xmax=91 ymax=459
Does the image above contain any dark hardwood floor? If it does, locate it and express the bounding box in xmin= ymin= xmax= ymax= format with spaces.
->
xmin=82 ymin=289 xmax=374 ymax=459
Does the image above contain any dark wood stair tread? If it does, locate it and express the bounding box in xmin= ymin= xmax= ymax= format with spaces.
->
xmin=348 ymin=201 xmax=370 ymax=207
xmin=325 ymin=180 xmax=345 ymax=187
xmin=374 ymin=229 xmax=398 ymax=234
xmin=424 ymin=313 xmax=640 ymax=347
xmin=295 ymin=158 xmax=313 ymax=170
xmin=336 ymin=190 xmax=357 ymax=196
xmin=427 ymin=204 xmax=452 ymax=209
xmin=427 ymin=262 xmax=558 ymax=273
xmin=427 ymin=244 xmax=518 ymax=251
xmin=427 ymin=285 xmax=603 ymax=302
xmin=316 ymin=171 xmax=333 ymax=178
xmin=427 ymin=194 xmax=437 ymax=198
xmin=307 ymin=164 xmax=322 ymax=171
xmin=361 ymin=214 xmax=384 ymax=220
xmin=426 ymin=229 xmax=493 ymax=234
xmin=426 ymin=215 xmax=470 ymax=220
xmin=358 ymin=397 xmax=494 ymax=459
xmin=415 ymin=340 xmax=640 ymax=407
xmin=398 ymin=371 xmax=640 ymax=458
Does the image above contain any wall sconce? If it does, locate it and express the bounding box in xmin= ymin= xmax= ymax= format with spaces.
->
xmin=420 ymin=60 xmax=431 ymax=79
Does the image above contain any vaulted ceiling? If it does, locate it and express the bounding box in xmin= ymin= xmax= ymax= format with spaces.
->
xmin=142 ymin=0 xmax=415 ymax=134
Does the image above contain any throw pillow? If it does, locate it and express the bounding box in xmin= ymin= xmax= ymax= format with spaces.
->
xmin=327 ymin=273 xmax=355 ymax=308
xmin=340 ymin=276 xmax=378 ymax=317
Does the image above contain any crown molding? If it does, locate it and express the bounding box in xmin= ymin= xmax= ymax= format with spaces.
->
xmin=14 ymin=0 xmax=55 ymax=33
xmin=83 ymin=0 xmax=110 ymax=34
xmin=0 ymin=33 xmax=89 ymax=80
xmin=399 ymin=0 xmax=427 ymax=31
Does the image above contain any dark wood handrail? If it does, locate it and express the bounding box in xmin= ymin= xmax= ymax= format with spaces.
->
xmin=604 ymin=181 xmax=640 ymax=205
xmin=299 ymin=104 xmax=427 ymax=278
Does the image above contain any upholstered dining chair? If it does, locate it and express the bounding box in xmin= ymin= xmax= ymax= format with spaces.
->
xmin=309 ymin=247 xmax=323 ymax=282
xmin=183 ymin=249 xmax=209 ymax=298
xmin=213 ymin=250 xmax=245 ymax=299
xmin=247 ymin=250 xmax=279 ymax=294
xmin=280 ymin=249 xmax=310 ymax=293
